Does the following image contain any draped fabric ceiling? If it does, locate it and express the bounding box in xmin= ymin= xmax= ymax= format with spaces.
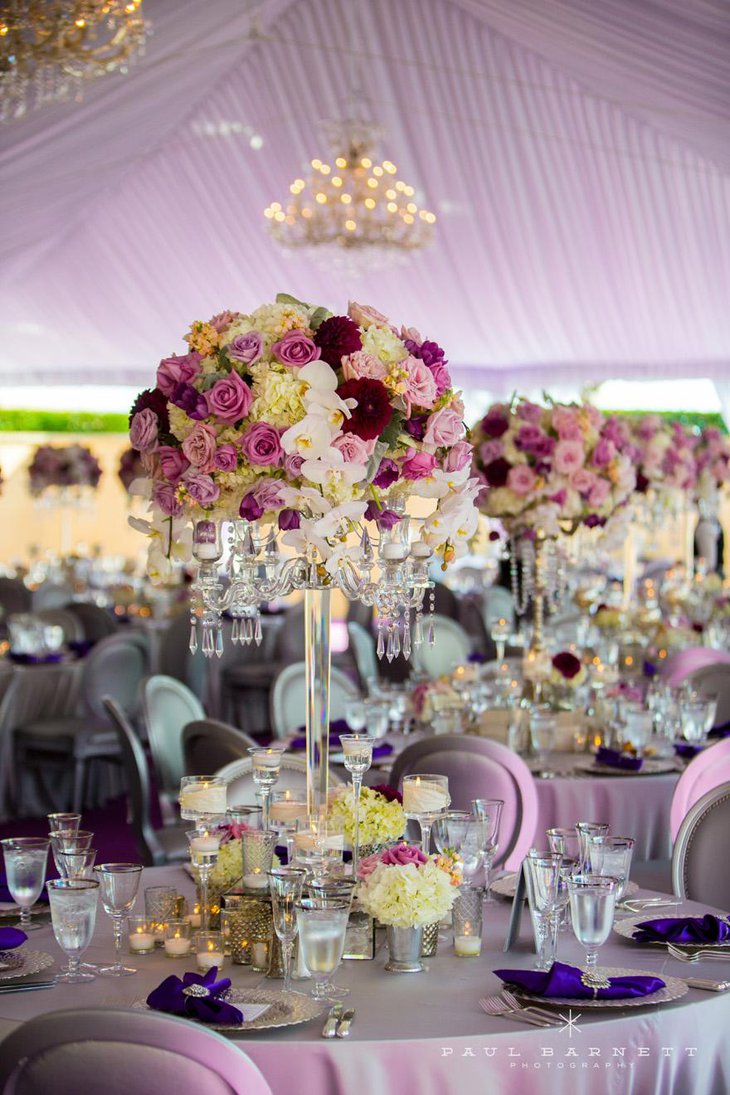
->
xmin=0 ymin=0 xmax=728 ymax=395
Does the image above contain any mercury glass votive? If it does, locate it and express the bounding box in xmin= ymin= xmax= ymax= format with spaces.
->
xmin=452 ymin=887 xmax=484 ymax=957
xmin=241 ymin=829 xmax=278 ymax=891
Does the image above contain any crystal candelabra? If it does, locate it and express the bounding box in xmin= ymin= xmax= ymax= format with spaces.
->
xmin=187 ymin=516 xmax=436 ymax=663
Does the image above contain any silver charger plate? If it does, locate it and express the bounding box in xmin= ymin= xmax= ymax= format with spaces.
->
xmin=0 ymin=951 xmax=54 ymax=981
xmin=513 ymin=967 xmax=688 ymax=1009
xmin=573 ymin=758 xmax=678 ymax=777
xmin=137 ymin=987 xmax=324 ymax=1032
xmin=614 ymin=915 xmax=730 ymax=950
xmin=490 ymin=874 xmax=638 ymax=901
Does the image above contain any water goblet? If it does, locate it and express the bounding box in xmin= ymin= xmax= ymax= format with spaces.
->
xmin=680 ymin=697 xmax=717 ymax=744
xmin=567 ymin=874 xmax=617 ymax=983
xmin=402 ymin=774 xmax=450 ymax=855
xmin=46 ymin=878 xmax=99 ymax=983
xmin=47 ymin=812 xmax=81 ymax=833
xmin=546 ymin=827 xmax=581 ymax=861
xmin=94 ymin=863 xmax=143 ymax=976
xmin=490 ymin=616 xmax=511 ymax=664
xmin=187 ymin=828 xmax=222 ymax=930
xmin=56 ymin=848 xmax=97 ymax=880
xmin=433 ymin=811 xmax=486 ymax=886
xmin=306 ymin=878 xmax=357 ymax=911
xmin=524 ymin=852 xmax=562 ymax=970
xmin=529 ymin=709 xmax=557 ymax=778
xmin=49 ymin=829 xmax=93 ymax=877
xmin=586 ymin=836 xmax=635 ymax=901
xmin=575 ymin=821 xmax=609 ymax=873
xmin=471 ymin=798 xmax=503 ymax=903
xmin=269 ymin=793 xmax=307 ymax=866
xmin=295 ymin=897 xmax=350 ymax=1001
xmin=248 ymin=746 xmax=285 ymax=830
xmin=293 ymin=817 xmax=344 ymax=882
xmin=339 ymin=733 xmax=373 ymax=879
xmin=268 ymin=866 xmax=306 ymax=994
xmin=1 ymin=837 xmax=49 ymax=931
xmin=365 ymin=701 xmax=390 ymax=740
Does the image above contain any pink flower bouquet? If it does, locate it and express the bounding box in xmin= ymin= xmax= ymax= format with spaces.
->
xmin=29 ymin=444 xmax=102 ymax=497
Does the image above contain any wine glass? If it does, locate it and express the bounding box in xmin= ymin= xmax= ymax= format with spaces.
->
xmin=178 ymin=776 xmax=227 ymax=823
xmin=49 ymin=830 xmax=93 ymax=877
xmin=248 ymin=746 xmax=285 ymax=830
xmin=269 ymin=793 xmax=307 ymax=866
xmin=529 ymin=709 xmax=557 ymax=778
xmin=47 ymin=813 xmax=81 ymax=833
xmin=339 ymin=733 xmax=373 ymax=879
xmin=295 ymin=898 xmax=350 ymax=1001
xmin=1 ymin=837 xmax=49 ymax=931
xmin=55 ymin=848 xmax=97 ymax=880
xmin=433 ymin=812 xmax=486 ymax=886
xmin=470 ymin=798 xmax=503 ymax=903
xmin=365 ymin=701 xmax=390 ymax=740
xmin=568 ymin=874 xmax=617 ymax=983
xmin=268 ymin=867 xmax=306 ymax=994
xmin=46 ymin=878 xmax=99 ymax=983
xmin=586 ymin=836 xmax=635 ymax=900
xmin=402 ymin=774 xmax=450 ymax=854
xmin=293 ymin=817 xmax=344 ymax=882
xmin=345 ymin=699 xmax=367 ymax=732
xmin=94 ymin=863 xmax=143 ymax=976
xmin=680 ymin=697 xmax=717 ymax=744
xmin=575 ymin=821 xmax=609 ymax=872
xmin=524 ymin=852 xmax=562 ymax=970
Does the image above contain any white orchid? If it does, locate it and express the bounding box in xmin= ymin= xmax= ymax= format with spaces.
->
xmin=405 ymin=464 xmax=472 ymax=500
xmin=301 ymin=449 xmax=367 ymax=493
xmin=298 ymin=360 xmax=356 ymax=428
xmin=280 ymin=414 xmax=336 ymax=459
xmin=129 ymin=506 xmax=193 ymax=584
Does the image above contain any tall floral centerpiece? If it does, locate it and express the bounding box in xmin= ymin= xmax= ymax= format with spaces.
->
xmin=117 ymin=446 xmax=146 ymax=494
xmin=28 ymin=443 xmax=102 ymax=554
xmin=128 ymin=294 xmax=479 ymax=813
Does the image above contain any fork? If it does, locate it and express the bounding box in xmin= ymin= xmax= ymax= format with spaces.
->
xmin=478 ymin=995 xmax=554 ymax=1028
xmin=501 ymin=989 xmax=562 ymax=1025
xmin=667 ymin=943 xmax=730 ymax=963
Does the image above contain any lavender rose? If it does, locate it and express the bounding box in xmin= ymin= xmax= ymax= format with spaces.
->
xmin=271 ymin=330 xmax=321 ymax=368
xmin=184 ymin=473 xmax=220 ymax=507
xmin=213 ymin=444 xmax=238 ymax=471
xmin=206 ymin=369 xmax=253 ymax=423
xmin=226 ymin=332 xmax=262 ymax=365
xmin=380 ymin=844 xmax=428 ymax=868
xmin=423 ymin=407 xmax=465 ymax=448
xmin=240 ymin=423 xmax=283 ymax=467
xmin=153 ymin=481 xmax=183 ymax=517
xmin=182 ymin=423 xmax=218 ymax=471
xmin=156 ymin=352 xmax=202 ymax=397
xmin=443 ymin=440 xmax=472 ymax=473
xmin=157 ymin=445 xmax=190 ymax=484
xmin=129 ymin=409 xmax=159 ymax=453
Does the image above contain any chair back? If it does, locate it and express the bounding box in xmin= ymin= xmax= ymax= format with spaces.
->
xmin=31 ymin=583 xmax=72 ymax=610
xmin=216 ymin=753 xmax=345 ymax=802
xmin=183 ymin=719 xmax=257 ymax=774
xmin=143 ymin=675 xmax=205 ymax=796
xmin=79 ymin=630 xmax=150 ymax=723
xmin=270 ymin=662 xmax=360 ymax=739
xmin=0 ymin=577 xmax=31 ymax=616
xmin=347 ymin=621 xmax=379 ymax=690
xmin=389 ymin=736 xmax=538 ymax=870
xmin=409 ymin=615 xmax=473 ymax=677
xmin=0 ymin=1007 xmax=271 ymax=1095
xmin=669 ymin=736 xmax=730 ymax=841
xmin=687 ymin=663 xmax=730 ymax=726
xmin=661 ymin=646 xmax=730 ymax=688
xmin=102 ymin=697 xmax=163 ymax=866
xmin=672 ymin=781 xmax=730 ymax=909
xmin=35 ymin=608 xmax=85 ymax=643
xmin=66 ymin=602 xmax=119 ymax=642
xmin=481 ymin=586 xmax=515 ymax=630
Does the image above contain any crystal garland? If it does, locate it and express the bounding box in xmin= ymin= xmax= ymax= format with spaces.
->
xmin=509 ymin=535 xmax=567 ymax=617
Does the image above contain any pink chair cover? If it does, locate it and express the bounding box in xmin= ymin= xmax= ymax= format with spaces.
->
xmin=670 ymin=737 xmax=730 ymax=842
xmin=660 ymin=648 xmax=730 ymax=688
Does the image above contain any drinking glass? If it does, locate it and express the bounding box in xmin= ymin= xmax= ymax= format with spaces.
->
xmin=56 ymin=848 xmax=97 ymax=880
xmin=568 ymin=874 xmax=617 ymax=980
xmin=402 ymin=774 xmax=450 ymax=855
xmin=186 ymin=828 xmax=221 ymax=930
xmin=680 ymin=698 xmax=717 ymax=744
xmin=524 ymin=852 xmax=562 ymax=970
xmin=268 ymin=867 xmax=306 ymax=993
xmin=49 ymin=829 xmax=94 ymax=877
xmin=471 ymin=798 xmax=503 ymax=903
xmin=294 ymin=817 xmax=344 ymax=881
xmin=295 ymin=898 xmax=350 ymax=1001
xmin=47 ymin=813 xmax=81 ymax=833
xmin=306 ymin=878 xmax=357 ymax=911
xmin=546 ymin=827 xmax=581 ymax=861
xmin=94 ymin=863 xmax=143 ymax=976
xmin=1 ymin=837 xmax=49 ymax=931
xmin=586 ymin=836 xmax=635 ymax=900
xmin=269 ymin=793 xmax=307 ymax=866
xmin=241 ymin=829 xmax=277 ymax=891
xmin=365 ymin=701 xmax=390 ymax=740
xmin=575 ymin=821 xmax=609 ymax=872
xmin=339 ymin=733 xmax=373 ymax=879
xmin=433 ymin=811 xmax=486 ymax=886
xmin=248 ymin=747 xmax=285 ymax=830
xmin=46 ymin=878 xmax=99 ymax=983
xmin=530 ymin=709 xmax=557 ymax=778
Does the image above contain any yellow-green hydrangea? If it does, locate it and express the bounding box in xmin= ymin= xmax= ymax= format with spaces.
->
xmin=328 ymin=786 xmax=406 ymax=846
xmin=361 ymin=324 xmax=408 ymax=366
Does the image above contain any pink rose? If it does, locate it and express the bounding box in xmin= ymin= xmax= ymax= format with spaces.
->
xmin=588 ymin=479 xmax=610 ymax=508
xmin=226 ymin=332 xmax=262 ymax=365
xmin=157 ymin=445 xmax=190 ymax=484
xmin=380 ymin=844 xmax=428 ymax=868
xmin=551 ymin=406 xmax=582 ymax=440
xmin=156 ymin=352 xmax=202 ymax=397
xmin=182 ymin=423 xmax=218 ymax=471
xmin=423 ymin=407 xmax=465 ymax=449
xmin=129 ymin=409 xmax=159 ymax=453
xmin=184 ymin=474 xmax=220 ymax=506
xmin=401 ymin=449 xmax=438 ymax=480
xmin=348 ymin=301 xmax=390 ymax=328
xmin=206 ymin=369 xmax=253 ymax=423
xmin=591 ymin=438 xmax=616 ymax=468
xmin=213 ymin=444 xmax=238 ymax=471
xmin=398 ymin=325 xmax=422 ymax=345
xmin=357 ymin=852 xmax=383 ymax=880
xmin=517 ymin=401 xmax=542 ymax=424
xmin=429 ymin=360 xmax=452 ymax=399
xmin=402 ymin=356 xmax=437 ymax=414
xmin=479 ymin=440 xmax=503 ymax=463
xmin=571 ymin=468 xmax=597 ymax=495
xmin=332 ymin=433 xmax=372 ymax=464
xmin=341 ymin=351 xmax=387 ymax=382
xmin=443 ymin=440 xmax=473 ymax=472
xmin=240 ymin=422 xmax=283 ymax=467
xmin=152 ymin=481 xmax=182 ymax=516
xmin=553 ymin=440 xmax=585 ymax=475
xmin=271 ymin=330 xmax=321 ymax=368
xmin=507 ymin=464 xmax=537 ymax=496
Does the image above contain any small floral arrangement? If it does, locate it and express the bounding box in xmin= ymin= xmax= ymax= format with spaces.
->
xmin=118 ymin=446 xmax=146 ymax=492
xmin=356 ymin=843 xmax=458 ymax=928
xmin=191 ymin=824 xmax=279 ymax=892
xmin=29 ymin=444 xmax=102 ymax=496
xmin=328 ymin=785 xmax=406 ymax=847
xmin=412 ymin=678 xmax=460 ymax=721
xmin=628 ymin=415 xmax=697 ymax=499
xmin=593 ymin=605 xmax=625 ymax=630
xmin=550 ymin=650 xmax=586 ymax=688
xmin=433 ymin=849 xmax=465 ymax=886
xmin=471 ymin=397 xmax=635 ymax=538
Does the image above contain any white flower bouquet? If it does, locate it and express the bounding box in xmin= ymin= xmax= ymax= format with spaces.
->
xmin=356 ymin=844 xmax=458 ymax=929
xmin=328 ymin=785 xmax=406 ymax=847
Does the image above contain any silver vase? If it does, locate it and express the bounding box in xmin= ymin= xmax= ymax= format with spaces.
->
xmin=385 ymin=925 xmax=424 ymax=973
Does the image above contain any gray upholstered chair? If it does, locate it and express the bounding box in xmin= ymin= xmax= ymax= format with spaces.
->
xmin=66 ymin=601 xmax=119 ymax=642
xmin=143 ymin=674 xmax=205 ymax=822
xmin=347 ymin=620 xmax=379 ymax=691
xmin=270 ymin=661 xmax=360 ymax=739
xmin=687 ymin=663 xmax=730 ymax=725
xmin=672 ymin=781 xmax=730 ymax=910
xmin=216 ymin=753 xmax=345 ymax=802
xmin=409 ymin=614 xmax=473 ymax=677
xmin=0 ymin=1007 xmax=272 ymax=1094
xmin=183 ymin=718 xmax=257 ymax=774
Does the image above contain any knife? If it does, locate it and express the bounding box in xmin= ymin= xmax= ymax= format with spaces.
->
xmin=0 ymin=980 xmax=56 ymax=994
xmin=321 ymin=1003 xmax=343 ymax=1038
xmin=336 ymin=1009 xmax=355 ymax=1038
xmin=685 ymin=977 xmax=730 ymax=991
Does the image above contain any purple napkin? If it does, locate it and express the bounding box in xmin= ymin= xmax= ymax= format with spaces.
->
xmin=633 ymin=915 xmax=730 ymax=945
xmin=709 ymin=721 xmax=730 ymax=740
xmin=674 ymin=743 xmax=704 ymax=760
xmin=8 ymin=652 xmax=63 ymax=666
xmin=146 ymin=967 xmax=243 ymax=1025
xmin=495 ymin=961 xmax=665 ymax=1000
xmin=595 ymin=746 xmax=643 ymax=771
xmin=0 ymin=927 xmax=26 ymax=950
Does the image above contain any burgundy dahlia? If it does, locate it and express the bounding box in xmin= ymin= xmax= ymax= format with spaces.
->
xmin=129 ymin=387 xmax=170 ymax=434
xmin=484 ymin=457 xmax=511 ymax=487
xmin=336 ymin=378 xmax=392 ymax=441
xmin=552 ymin=651 xmax=582 ymax=680
xmin=314 ymin=315 xmax=362 ymax=367
xmin=371 ymin=784 xmax=403 ymax=805
xmin=480 ymin=410 xmax=509 ymax=439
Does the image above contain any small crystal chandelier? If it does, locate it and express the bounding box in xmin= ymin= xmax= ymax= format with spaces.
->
xmin=264 ymin=119 xmax=436 ymax=273
xmin=0 ymin=0 xmax=149 ymax=124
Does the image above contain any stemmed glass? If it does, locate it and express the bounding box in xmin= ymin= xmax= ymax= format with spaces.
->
xmin=94 ymin=863 xmax=143 ymax=976
xmin=295 ymin=897 xmax=350 ymax=1002
xmin=402 ymin=774 xmax=450 ymax=855
xmin=46 ymin=878 xmax=99 ymax=983
xmin=248 ymin=746 xmax=285 ymax=830
xmin=55 ymin=848 xmax=97 ymax=880
xmin=567 ymin=875 xmax=617 ymax=985
xmin=293 ymin=817 xmax=344 ymax=882
xmin=269 ymin=793 xmax=307 ymax=866
xmin=546 ymin=827 xmax=581 ymax=861
xmin=524 ymin=852 xmax=562 ymax=970
xmin=186 ymin=827 xmax=222 ymax=930
xmin=529 ymin=710 xmax=557 ymax=779
xmin=179 ymin=776 xmax=228 ymax=823
xmin=586 ymin=836 xmax=635 ymax=901
xmin=575 ymin=821 xmax=609 ymax=873
xmin=339 ymin=733 xmax=373 ymax=879
xmin=433 ymin=812 xmax=487 ymax=886
xmin=268 ymin=867 xmax=306 ymax=994
xmin=47 ymin=813 xmax=81 ymax=833
xmin=471 ymin=798 xmax=503 ymax=903
xmin=1 ymin=838 xmax=49 ymax=931
xmin=490 ymin=617 xmax=511 ymax=664
xmin=344 ymin=699 xmax=367 ymax=732
xmin=49 ymin=830 xmax=93 ymax=877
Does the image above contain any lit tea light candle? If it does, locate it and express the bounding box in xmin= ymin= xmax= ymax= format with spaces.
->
xmin=251 ymin=940 xmax=269 ymax=970
xmin=269 ymin=798 xmax=307 ymax=823
xmin=180 ymin=781 xmax=227 ymax=816
xmin=190 ymin=832 xmax=221 ymax=854
xmin=128 ymin=930 xmax=155 ymax=954
xmin=242 ymin=870 xmax=269 ymax=890
xmin=165 ymin=934 xmax=191 ymax=957
xmin=196 ymin=935 xmax=225 ymax=973
xmin=187 ymin=903 xmax=202 ymax=929
xmin=454 ymin=932 xmax=482 ymax=957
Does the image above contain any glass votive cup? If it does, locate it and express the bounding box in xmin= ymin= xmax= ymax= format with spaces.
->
xmin=452 ymin=886 xmax=484 ymax=957
xmin=194 ymin=931 xmax=226 ymax=973
xmin=242 ymin=829 xmax=278 ymax=891
xmin=127 ymin=916 xmax=156 ymax=955
xmin=145 ymin=885 xmax=178 ymax=929
xmin=186 ymin=901 xmax=203 ymax=929
xmin=250 ymin=932 xmax=271 ymax=973
xmin=163 ymin=920 xmax=192 ymax=958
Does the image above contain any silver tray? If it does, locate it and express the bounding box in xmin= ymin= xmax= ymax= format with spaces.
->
xmin=0 ymin=951 xmax=54 ymax=981
xmin=614 ymin=915 xmax=730 ymax=950
xmin=138 ymin=987 xmax=324 ymax=1032
xmin=513 ymin=966 xmax=688 ymax=1009
xmin=573 ymin=759 xmax=678 ymax=777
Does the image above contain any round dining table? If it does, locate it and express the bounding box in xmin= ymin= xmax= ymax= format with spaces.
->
xmin=0 ymin=865 xmax=728 ymax=1095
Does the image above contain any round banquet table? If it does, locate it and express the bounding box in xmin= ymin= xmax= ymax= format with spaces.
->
xmin=1 ymin=865 xmax=728 ymax=1095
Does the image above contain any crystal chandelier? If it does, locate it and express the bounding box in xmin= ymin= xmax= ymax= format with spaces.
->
xmin=264 ymin=120 xmax=436 ymax=273
xmin=0 ymin=0 xmax=149 ymax=124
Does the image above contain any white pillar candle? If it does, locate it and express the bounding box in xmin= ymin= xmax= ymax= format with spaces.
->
xmin=180 ymin=783 xmax=227 ymax=815
xmin=269 ymin=800 xmax=307 ymax=822
xmin=251 ymin=941 xmax=269 ymax=969
xmin=252 ymin=751 xmax=282 ymax=770
xmin=382 ymin=543 xmax=407 ymax=560
xmin=128 ymin=932 xmax=155 ymax=953
xmin=242 ymin=872 xmax=269 ymax=890
xmin=164 ymin=936 xmax=192 ymax=957
xmin=410 ymin=540 xmax=432 ymax=558
xmin=454 ymin=935 xmax=482 ymax=956
xmin=190 ymin=834 xmax=220 ymax=854
xmin=186 ymin=912 xmax=202 ymax=928
xmin=196 ymin=951 xmax=225 ymax=973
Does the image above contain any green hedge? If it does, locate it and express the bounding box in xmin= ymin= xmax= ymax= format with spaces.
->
xmin=608 ymin=410 xmax=727 ymax=433
xmin=0 ymin=409 xmax=129 ymax=434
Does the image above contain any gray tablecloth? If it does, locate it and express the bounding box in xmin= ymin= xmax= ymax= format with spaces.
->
xmin=1 ymin=865 xmax=728 ymax=1094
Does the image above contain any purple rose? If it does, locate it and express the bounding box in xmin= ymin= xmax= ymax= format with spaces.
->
xmin=380 ymin=844 xmax=428 ymax=868
xmin=271 ymin=330 xmax=321 ymax=368
xmin=153 ymin=481 xmax=182 ymax=516
xmin=226 ymin=332 xmax=262 ymax=365
xmin=239 ymin=491 xmax=263 ymax=521
xmin=591 ymin=438 xmax=616 ymax=468
xmin=401 ymin=450 xmax=438 ymax=480
xmin=429 ymin=360 xmax=451 ymax=398
xmin=363 ymin=501 xmax=401 ymax=528
xmin=213 ymin=444 xmax=238 ymax=471
xmin=240 ymin=423 xmax=283 ymax=468
xmin=373 ymin=458 xmax=400 ymax=489
xmin=480 ymin=409 xmax=509 ymax=439
xmin=514 ymin=425 xmax=543 ymax=453
xmin=184 ymin=473 xmax=220 ymax=506
xmin=531 ymin=435 xmax=555 ymax=458
xmin=239 ymin=479 xmax=283 ymax=520
xmin=284 ymin=451 xmax=304 ymax=479
xmin=156 ymin=352 xmax=202 ymax=397
xmin=516 ymin=401 xmax=542 ymax=424
xmin=206 ymin=369 xmax=253 ymax=423
xmin=484 ymin=458 xmax=511 ymax=487
xmin=171 ymin=381 xmax=208 ymax=421
xmin=157 ymin=445 xmax=190 ymax=484
xmin=479 ymin=440 xmax=503 ymax=464
xmin=403 ymin=415 xmax=428 ymax=441
xmin=129 ymin=409 xmax=159 ymax=453
xmin=278 ymin=508 xmax=301 ymax=531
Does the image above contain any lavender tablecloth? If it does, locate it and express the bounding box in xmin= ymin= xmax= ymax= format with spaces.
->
xmin=1 ymin=864 xmax=727 ymax=1095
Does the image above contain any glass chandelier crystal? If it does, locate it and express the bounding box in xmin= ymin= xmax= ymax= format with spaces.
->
xmin=264 ymin=120 xmax=436 ymax=273
xmin=0 ymin=0 xmax=149 ymax=123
